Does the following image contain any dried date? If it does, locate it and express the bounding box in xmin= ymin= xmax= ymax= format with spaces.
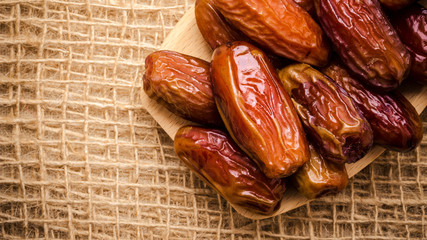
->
xmin=211 ymin=42 xmax=309 ymax=178
xmin=322 ymin=60 xmax=423 ymax=152
xmin=211 ymin=0 xmax=330 ymax=66
xmin=195 ymin=0 xmax=244 ymax=50
xmin=390 ymin=4 xmax=427 ymax=84
xmin=143 ymin=50 xmax=222 ymax=127
xmin=314 ymin=0 xmax=411 ymax=91
xmin=292 ymin=143 xmax=348 ymax=199
xmin=278 ymin=63 xmax=373 ymax=164
xmin=174 ymin=126 xmax=286 ymax=215
xmin=195 ymin=0 xmax=295 ymax=68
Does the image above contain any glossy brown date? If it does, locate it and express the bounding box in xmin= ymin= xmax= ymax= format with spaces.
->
xmin=195 ymin=0 xmax=244 ymax=50
xmin=314 ymin=0 xmax=411 ymax=91
xmin=211 ymin=0 xmax=330 ymax=67
xmin=390 ymin=4 xmax=427 ymax=84
xmin=379 ymin=0 xmax=415 ymax=10
xmin=195 ymin=0 xmax=294 ymax=69
xmin=143 ymin=50 xmax=222 ymax=127
xmin=174 ymin=126 xmax=286 ymax=215
xmin=278 ymin=63 xmax=373 ymax=164
xmin=211 ymin=42 xmax=309 ymax=178
xmin=292 ymin=144 xmax=348 ymax=199
xmin=322 ymin=60 xmax=423 ymax=152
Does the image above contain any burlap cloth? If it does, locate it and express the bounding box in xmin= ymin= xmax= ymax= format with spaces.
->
xmin=0 ymin=1 xmax=426 ymax=239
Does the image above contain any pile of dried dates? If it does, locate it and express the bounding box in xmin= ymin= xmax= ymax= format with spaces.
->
xmin=143 ymin=0 xmax=426 ymax=215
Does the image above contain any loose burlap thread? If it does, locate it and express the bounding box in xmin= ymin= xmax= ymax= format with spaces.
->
xmin=0 ymin=0 xmax=426 ymax=239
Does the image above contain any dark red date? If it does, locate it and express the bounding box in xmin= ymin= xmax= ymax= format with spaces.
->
xmin=390 ymin=4 xmax=427 ymax=84
xmin=174 ymin=126 xmax=286 ymax=215
xmin=322 ymin=60 xmax=423 ymax=152
xmin=315 ymin=0 xmax=411 ymax=91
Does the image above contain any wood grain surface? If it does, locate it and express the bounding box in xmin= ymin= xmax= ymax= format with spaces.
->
xmin=140 ymin=5 xmax=427 ymax=219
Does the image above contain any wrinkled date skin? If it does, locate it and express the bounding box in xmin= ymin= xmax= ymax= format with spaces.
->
xmin=174 ymin=126 xmax=286 ymax=215
xmin=390 ymin=4 xmax=427 ymax=84
xmin=195 ymin=0 xmax=293 ymax=69
xmin=315 ymin=0 xmax=411 ymax=91
xmin=211 ymin=0 xmax=330 ymax=67
xmin=292 ymin=144 xmax=348 ymax=199
xmin=211 ymin=42 xmax=309 ymax=178
xmin=278 ymin=64 xmax=373 ymax=164
xmin=195 ymin=0 xmax=244 ymax=50
xmin=379 ymin=0 xmax=415 ymax=10
xmin=322 ymin=60 xmax=423 ymax=152
xmin=143 ymin=50 xmax=223 ymax=127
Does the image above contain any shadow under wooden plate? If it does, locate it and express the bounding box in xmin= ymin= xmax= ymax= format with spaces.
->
xmin=140 ymin=4 xmax=427 ymax=220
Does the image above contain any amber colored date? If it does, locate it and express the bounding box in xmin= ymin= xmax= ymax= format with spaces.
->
xmin=292 ymin=144 xmax=348 ymax=199
xmin=174 ymin=126 xmax=286 ymax=215
xmin=278 ymin=64 xmax=373 ymax=164
xmin=195 ymin=0 xmax=244 ymax=50
xmin=315 ymin=0 xmax=411 ymax=91
xmin=322 ymin=60 xmax=423 ymax=152
xmin=143 ymin=50 xmax=222 ymax=127
xmin=390 ymin=4 xmax=427 ymax=84
xmin=211 ymin=0 xmax=330 ymax=67
xmin=211 ymin=42 xmax=309 ymax=178
xmin=195 ymin=0 xmax=294 ymax=68
xmin=379 ymin=0 xmax=415 ymax=10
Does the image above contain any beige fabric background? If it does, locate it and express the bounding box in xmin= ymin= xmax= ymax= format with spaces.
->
xmin=0 ymin=0 xmax=426 ymax=239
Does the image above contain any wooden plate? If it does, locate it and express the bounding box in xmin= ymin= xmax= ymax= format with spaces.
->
xmin=141 ymin=4 xmax=427 ymax=219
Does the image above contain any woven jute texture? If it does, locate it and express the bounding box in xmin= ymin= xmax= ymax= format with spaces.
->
xmin=0 ymin=1 xmax=426 ymax=239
